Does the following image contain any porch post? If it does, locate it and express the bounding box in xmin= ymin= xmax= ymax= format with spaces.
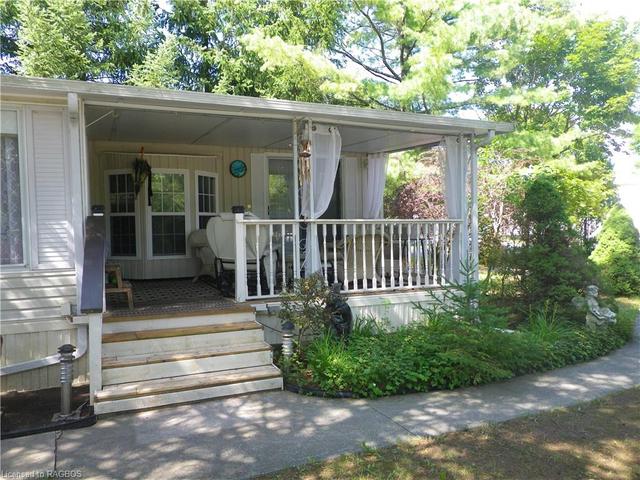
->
xmin=234 ymin=213 xmax=248 ymax=302
xmin=459 ymin=134 xmax=469 ymax=279
xmin=306 ymin=118 xmax=317 ymax=276
xmin=307 ymin=118 xmax=315 ymax=219
xmin=292 ymin=120 xmax=301 ymax=278
xmin=470 ymin=136 xmax=479 ymax=280
xmin=292 ymin=119 xmax=300 ymax=220
xmin=73 ymin=312 xmax=102 ymax=405
xmin=68 ymin=93 xmax=86 ymax=307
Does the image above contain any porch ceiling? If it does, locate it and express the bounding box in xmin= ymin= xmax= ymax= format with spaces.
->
xmin=85 ymin=105 xmax=442 ymax=153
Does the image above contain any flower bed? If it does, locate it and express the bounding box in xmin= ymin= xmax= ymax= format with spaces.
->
xmin=279 ymin=304 xmax=636 ymax=398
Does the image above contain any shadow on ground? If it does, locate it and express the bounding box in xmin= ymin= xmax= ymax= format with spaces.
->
xmin=260 ymin=387 xmax=640 ymax=480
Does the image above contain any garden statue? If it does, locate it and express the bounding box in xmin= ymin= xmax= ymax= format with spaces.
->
xmin=572 ymin=285 xmax=616 ymax=329
xmin=327 ymin=283 xmax=353 ymax=339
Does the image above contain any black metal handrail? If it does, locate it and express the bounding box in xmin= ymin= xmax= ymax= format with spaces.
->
xmin=79 ymin=215 xmax=106 ymax=314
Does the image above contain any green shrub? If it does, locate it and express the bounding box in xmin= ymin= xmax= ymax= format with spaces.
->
xmin=524 ymin=302 xmax=573 ymax=344
xmin=590 ymin=206 xmax=640 ymax=295
xmin=507 ymin=172 xmax=596 ymax=307
xmin=279 ymin=273 xmax=336 ymax=346
xmin=416 ymin=260 xmax=509 ymax=328
xmin=284 ymin=299 xmax=636 ymax=398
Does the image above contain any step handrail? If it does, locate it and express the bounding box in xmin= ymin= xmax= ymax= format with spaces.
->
xmin=80 ymin=215 xmax=106 ymax=314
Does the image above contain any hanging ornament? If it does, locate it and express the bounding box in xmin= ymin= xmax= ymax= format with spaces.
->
xmin=133 ymin=146 xmax=153 ymax=206
xmin=298 ymin=122 xmax=312 ymax=184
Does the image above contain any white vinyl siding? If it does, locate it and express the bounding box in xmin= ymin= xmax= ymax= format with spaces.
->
xmin=31 ymin=109 xmax=72 ymax=269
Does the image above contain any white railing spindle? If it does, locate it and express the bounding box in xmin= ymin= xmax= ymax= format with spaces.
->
xmin=322 ymin=223 xmax=328 ymax=285
xmin=281 ymin=224 xmax=286 ymax=291
xmin=268 ymin=224 xmax=274 ymax=296
xmin=233 ymin=218 xmax=462 ymax=300
xmin=389 ymin=223 xmax=395 ymax=288
xmin=332 ymin=223 xmax=338 ymax=285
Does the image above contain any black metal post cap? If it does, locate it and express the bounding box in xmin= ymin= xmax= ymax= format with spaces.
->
xmin=58 ymin=344 xmax=76 ymax=354
xmin=282 ymin=320 xmax=294 ymax=331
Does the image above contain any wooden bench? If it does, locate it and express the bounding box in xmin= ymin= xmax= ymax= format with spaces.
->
xmin=105 ymin=264 xmax=134 ymax=309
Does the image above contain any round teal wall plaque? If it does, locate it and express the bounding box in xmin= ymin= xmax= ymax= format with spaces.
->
xmin=229 ymin=159 xmax=247 ymax=178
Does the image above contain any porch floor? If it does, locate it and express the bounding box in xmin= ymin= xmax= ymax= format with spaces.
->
xmin=105 ymin=277 xmax=241 ymax=319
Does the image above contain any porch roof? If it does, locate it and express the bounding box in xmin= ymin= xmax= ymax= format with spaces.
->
xmin=2 ymin=75 xmax=514 ymax=153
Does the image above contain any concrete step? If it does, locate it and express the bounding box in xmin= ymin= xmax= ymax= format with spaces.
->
xmin=94 ymin=365 xmax=283 ymax=415
xmin=102 ymin=342 xmax=273 ymax=385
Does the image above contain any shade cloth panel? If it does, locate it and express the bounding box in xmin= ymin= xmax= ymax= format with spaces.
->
xmin=442 ymin=135 xmax=467 ymax=279
xmin=362 ymin=152 xmax=388 ymax=219
xmin=301 ymin=124 xmax=341 ymax=274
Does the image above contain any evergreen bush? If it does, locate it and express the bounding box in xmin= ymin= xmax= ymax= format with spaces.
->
xmin=507 ymin=172 xmax=596 ymax=307
xmin=590 ymin=206 xmax=640 ymax=295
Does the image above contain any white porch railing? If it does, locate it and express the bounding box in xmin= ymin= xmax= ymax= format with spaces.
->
xmin=233 ymin=214 xmax=461 ymax=301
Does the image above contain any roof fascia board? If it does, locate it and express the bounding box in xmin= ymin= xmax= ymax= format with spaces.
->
xmin=1 ymin=75 xmax=515 ymax=134
xmin=84 ymin=100 xmax=484 ymax=137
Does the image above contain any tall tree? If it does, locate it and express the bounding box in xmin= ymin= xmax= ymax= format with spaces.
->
xmin=9 ymin=0 xmax=157 ymax=82
xmin=470 ymin=17 xmax=640 ymax=162
xmin=161 ymin=0 xmax=346 ymax=97
xmin=0 ymin=0 xmax=20 ymax=75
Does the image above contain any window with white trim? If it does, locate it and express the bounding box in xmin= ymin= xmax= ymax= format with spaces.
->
xmin=107 ymin=172 xmax=137 ymax=257
xmin=150 ymin=171 xmax=187 ymax=256
xmin=196 ymin=172 xmax=217 ymax=229
xmin=1 ymin=109 xmax=25 ymax=265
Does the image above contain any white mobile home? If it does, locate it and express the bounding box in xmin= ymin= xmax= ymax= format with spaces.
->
xmin=0 ymin=75 xmax=512 ymax=413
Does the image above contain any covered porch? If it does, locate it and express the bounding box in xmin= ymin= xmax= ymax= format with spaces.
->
xmin=83 ymin=95 xmax=508 ymax=306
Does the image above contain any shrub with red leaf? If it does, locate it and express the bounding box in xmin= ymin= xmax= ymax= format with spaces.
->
xmin=387 ymin=175 xmax=446 ymax=219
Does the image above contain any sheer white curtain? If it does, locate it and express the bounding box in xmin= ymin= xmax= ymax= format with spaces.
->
xmin=362 ymin=152 xmax=388 ymax=219
xmin=441 ymin=136 xmax=468 ymax=279
xmin=301 ymin=124 xmax=341 ymax=273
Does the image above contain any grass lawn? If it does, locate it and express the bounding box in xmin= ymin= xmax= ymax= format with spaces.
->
xmin=258 ymin=387 xmax=640 ymax=480
xmin=617 ymin=296 xmax=640 ymax=314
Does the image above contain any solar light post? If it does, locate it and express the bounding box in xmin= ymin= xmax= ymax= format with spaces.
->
xmin=58 ymin=344 xmax=76 ymax=416
xmin=281 ymin=320 xmax=294 ymax=372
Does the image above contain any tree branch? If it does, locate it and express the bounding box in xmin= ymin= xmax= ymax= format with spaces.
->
xmin=331 ymin=47 xmax=400 ymax=83
xmin=354 ymin=1 xmax=401 ymax=82
xmin=348 ymin=91 xmax=402 ymax=111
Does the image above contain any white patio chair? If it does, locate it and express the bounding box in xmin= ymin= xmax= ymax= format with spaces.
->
xmin=188 ymin=229 xmax=216 ymax=283
xmin=205 ymin=213 xmax=276 ymax=296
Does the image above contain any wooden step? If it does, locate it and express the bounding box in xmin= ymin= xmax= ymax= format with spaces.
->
xmin=102 ymin=310 xmax=256 ymax=334
xmin=93 ymin=376 xmax=283 ymax=415
xmin=103 ymin=303 xmax=255 ymax=323
xmin=102 ymin=328 xmax=265 ymax=358
xmin=102 ymin=321 xmax=261 ymax=344
xmin=102 ymin=349 xmax=274 ymax=385
xmin=102 ymin=341 xmax=272 ymax=369
xmin=95 ymin=365 xmax=282 ymax=403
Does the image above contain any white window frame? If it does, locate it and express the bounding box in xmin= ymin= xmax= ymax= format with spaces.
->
xmin=1 ymin=105 xmax=30 ymax=270
xmin=104 ymin=169 xmax=141 ymax=260
xmin=146 ymin=168 xmax=191 ymax=260
xmin=195 ymin=170 xmax=218 ymax=230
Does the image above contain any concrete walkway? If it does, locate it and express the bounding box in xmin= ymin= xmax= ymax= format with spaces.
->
xmin=3 ymin=323 xmax=639 ymax=480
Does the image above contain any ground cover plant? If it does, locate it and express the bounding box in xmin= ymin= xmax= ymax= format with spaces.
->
xmin=278 ymin=267 xmax=637 ymax=398
xmin=258 ymin=388 xmax=640 ymax=480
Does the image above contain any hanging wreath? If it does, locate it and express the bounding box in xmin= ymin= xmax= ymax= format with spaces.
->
xmin=133 ymin=147 xmax=153 ymax=206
